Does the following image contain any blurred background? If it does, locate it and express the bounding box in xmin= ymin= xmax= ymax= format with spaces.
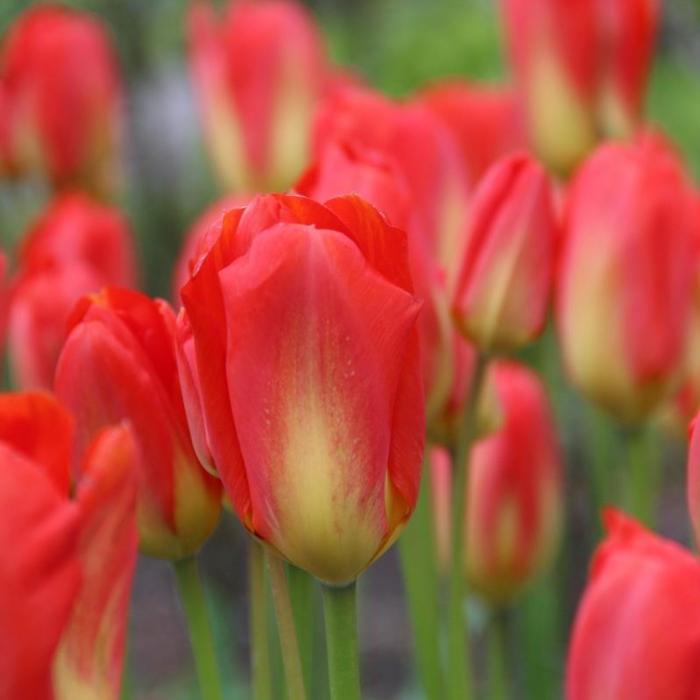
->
xmin=1 ymin=1 xmax=700 ymax=698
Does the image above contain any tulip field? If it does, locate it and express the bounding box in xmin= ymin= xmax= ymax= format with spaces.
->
xmin=2 ymin=0 xmax=700 ymax=699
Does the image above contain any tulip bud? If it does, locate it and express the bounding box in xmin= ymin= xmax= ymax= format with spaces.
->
xmin=597 ymin=0 xmax=659 ymax=140
xmin=557 ymin=137 xmax=696 ymax=423
xmin=452 ymin=153 xmax=557 ymax=353
xmin=187 ymin=0 xmax=327 ymax=193
xmin=7 ymin=194 xmax=137 ymax=389
xmin=55 ymin=287 xmax=222 ymax=560
xmin=422 ymin=81 xmax=524 ymax=185
xmin=503 ymin=0 xmax=599 ymax=175
xmin=566 ymin=509 xmax=700 ymax=699
xmin=464 ymin=361 xmax=563 ymax=604
xmin=0 ymin=391 xmax=138 ymax=700
xmin=178 ymin=193 xmax=424 ymax=584
xmin=1 ymin=6 xmax=122 ymax=195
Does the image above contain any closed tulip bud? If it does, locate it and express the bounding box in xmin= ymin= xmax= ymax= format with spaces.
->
xmin=464 ymin=361 xmax=562 ymax=604
xmin=178 ymin=193 xmax=424 ymax=584
xmin=598 ymin=0 xmax=659 ymax=140
xmin=503 ymin=0 xmax=599 ymax=175
xmin=188 ymin=0 xmax=327 ymax=193
xmin=422 ymin=81 xmax=525 ymax=185
xmin=0 ymin=391 xmax=138 ymax=700
xmin=452 ymin=153 xmax=557 ymax=353
xmin=557 ymin=137 xmax=696 ymax=423
xmin=566 ymin=509 xmax=700 ymax=699
xmin=55 ymin=287 xmax=222 ymax=560
xmin=1 ymin=6 xmax=122 ymax=195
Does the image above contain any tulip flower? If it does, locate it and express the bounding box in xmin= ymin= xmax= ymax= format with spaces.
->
xmin=502 ymin=0 xmax=599 ymax=175
xmin=19 ymin=192 xmax=137 ymax=288
xmin=597 ymin=0 xmax=660 ymax=140
xmin=55 ymin=287 xmax=222 ymax=560
xmin=7 ymin=194 xmax=137 ymax=389
xmin=557 ymin=137 xmax=696 ymax=423
xmin=452 ymin=152 xmax=557 ymax=353
xmin=178 ymin=193 xmax=424 ymax=584
xmin=463 ymin=361 xmax=562 ymax=603
xmin=422 ymin=81 xmax=524 ymax=185
xmin=1 ymin=5 xmax=122 ymax=195
xmin=187 ymin=0 xmax=327 ymax=193
xmin=0 ymin=391 xmax=137 ymax=700
xmin=566 ymin=509 xmax=700 ymax=699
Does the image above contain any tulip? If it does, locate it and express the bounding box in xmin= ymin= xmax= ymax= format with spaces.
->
xmin=8 ymin=263 xmax=104 ymax=389
xmin=7 ymin=194 xmax=136 ymax=389
xmin=463 ymin=361 xmax=562 ymax=604
xmin=1 ymin=5 xmax=122 ymax=195
xmin=502 ymin=0 xmax=599 ymax=175
xmin=686 ymin=411 xmax=700 ymax=548
xmin=0 ymin=391 xmax=137 ymax=700
xmin=452 ymin=152 xmax=557 ymax=353
xmin=557 ymin=137 xmax=696 ymax=423
xmin=19 ymin=192 xmax=137 ymax=288
xmin=55 ymin=287 xmax=222 ymax=560
xmin=187 ymin=0 xmax=327 ymax=193
xmin=566 ymin=509 xmax=700 ymax=699
xmin=178 ymin=193 xmax=424 ymax=584
xmin=597 ymin=0 xmax=660 ymax=140
xmin=422 ymin=81 xmax=524 ymax=185
xmin=172 ymin=194 xmax=249 ymax=304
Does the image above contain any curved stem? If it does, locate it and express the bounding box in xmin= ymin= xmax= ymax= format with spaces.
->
xmin=266 ymin=552 xmax=307 ymax=700
xmin=173 ymin=557 xmax=224 ymax=700
xmin=322 ymin=582 xmax=361 ymax=700
xmin=249 ymin=541 xmax=272 ymax=700
xmin=447 ymin=354 xmax=488 ymax=700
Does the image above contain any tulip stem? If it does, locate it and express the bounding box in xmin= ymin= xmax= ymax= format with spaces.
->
xmin=625 ymin=425 xmax=659 ymax=527
xmin=447 ymin=353 xmax=489 ymax=700
xmin=250 ymin=541 xmax=272 ymax=700
xmin=173 ymin=556 xmax=225 ymax=700
xmin=487 ymin=610 xmax=510 ymax=700
xmin=398 ymin=459 xmax=444 ymax=700
xmin=266 ymin=552 xmax=307 ymax=700
xmin=322 ymin=582 xmax=361 ymax=700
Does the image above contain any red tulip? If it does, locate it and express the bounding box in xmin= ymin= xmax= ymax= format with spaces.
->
xmin=422 ymin=81 xmax=524 ymax=185
xmin=566 ymin=509 xmax=700 ymax=699
xmin=172 ymin=194 xmax=249 ymax=305
xmin=1 ymin=5 xmax=122 ymax=195
xmin=19 ymin=192 xmax=137 ymax=287
xmin=557 ymin=136 xmax=696 ymax=422
xmin=465 ymin=361 xmax=562 ymax=603
xmin=55 ymin=287 xmax=222 ymax=560
xmin=8 ymin=263 xmax=104 ymax=389
xmin=452 ymin=152 xmax=557 ymax=352
xmin=187 ymin=0 xmax=327 ymax=192
xmin=7 ymin=194 xmax=136 ymax=389
xmin=178 ymin=193 xmax=424 ymax=583
xmin=598 ymin=0 xmax=660 ymax=139
xmin=0 ymin=391 xmax=137 ymax=700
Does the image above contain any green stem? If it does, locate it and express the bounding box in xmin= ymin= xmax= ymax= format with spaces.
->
xmin=584 ymin=402 xmax=616 ymax=535
xmin=173 ymin=557 xmax=224 ymax=700
xmin=249 ymin=541 xmax=272 ymax=700
xmin=624 ymin=426 xmax=658 ymax=526
xmin=287 ymin=565 xmax=317 ymax=693
xmin=266 ymin=552 xmax=307 ymax=700
xmin=322 ymin=582 xmax=361 ymax=700
xmin=398 ymin=458 xmax=444 ymax=700
xmin=487 ymin=611 xmax=509 ymax=700
xmin=447 ymin=354 xmax=488 ymax=700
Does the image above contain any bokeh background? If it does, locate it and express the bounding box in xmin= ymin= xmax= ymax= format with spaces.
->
xmin=1 ymin=1 xmax=700 ymax=698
